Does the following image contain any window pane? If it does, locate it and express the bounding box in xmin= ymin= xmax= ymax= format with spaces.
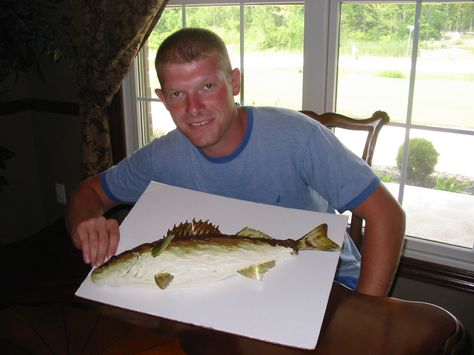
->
xmin=403 ymin=186 xmax=473 ymax=248
xmin=412 ymin=3 xmax=474 ymax=129
xmin=186 ymin=5 xmax=241 ymax=85
xmin=372 ymin=126 xmax=404 ymax=179
xmin=336 ymin=3 xmax=416 ymax=122
xmin=148 ymin=7 xmax=183 ymax=90
xmin=142 ymin=7 xmax=182 ymax=140
xmin=406 ymin=2 xmax=474 ymax=249
xmin=186 ymin=5 xmax=241 ymax=50
xmin=402 ymin=129 xmax=474 ymax=249
xmin=243 ymin=5 xmax=304 ymax=109
xmin=148 ymin=101 xmax=175 ymax=138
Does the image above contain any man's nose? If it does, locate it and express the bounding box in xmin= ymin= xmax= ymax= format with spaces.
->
xmin=186 ymin=94 xmax=204 ymax=114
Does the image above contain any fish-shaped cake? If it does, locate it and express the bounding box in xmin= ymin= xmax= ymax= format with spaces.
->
xmin=91 ymin=219 xmax=340 ymax=289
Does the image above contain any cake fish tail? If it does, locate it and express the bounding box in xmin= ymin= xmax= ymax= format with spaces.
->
xmin=296 ymin=223 xmax=341 ymax=252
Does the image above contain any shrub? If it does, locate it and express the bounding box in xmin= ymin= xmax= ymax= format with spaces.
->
xmin=379 ymin=174 xmax=395 ymax=183
xmin=397 ymin=138 xmax=439 ymax=185
xmin=435 ymin=176 xmax=470 ymax=193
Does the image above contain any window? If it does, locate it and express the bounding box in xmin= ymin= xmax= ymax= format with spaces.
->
xmin=332 ymin=1 xmax=474 ymax=270
xmin=122 ymin=0 xmax=474 ymax=272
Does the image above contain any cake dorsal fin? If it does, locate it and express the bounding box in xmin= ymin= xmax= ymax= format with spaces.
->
xmin=166 ymin=219 xmax=220 ymax=237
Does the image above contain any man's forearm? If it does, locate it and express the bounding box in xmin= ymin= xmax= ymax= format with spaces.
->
xmin=356 ymin=209 xmax=405 ymax=296
xmin=65 ymin=176 xmax=114 ymax=238
xmin=66 ymin=187 xmax=103 ymax=230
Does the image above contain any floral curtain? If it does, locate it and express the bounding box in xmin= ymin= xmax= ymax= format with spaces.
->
xmin=72 ymin=0 xmax=168 ymax=178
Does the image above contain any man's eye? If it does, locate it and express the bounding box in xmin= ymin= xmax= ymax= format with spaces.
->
xmin=170 ymin=91 xmax=182 ymax=98
xmin=204 ymin=83 xmax=215 ymax=90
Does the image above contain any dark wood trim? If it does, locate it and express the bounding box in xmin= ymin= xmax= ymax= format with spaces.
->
xmin=398 ymin=256 xmax=474 ymax=294
xmin=0 ymin=99 xmax=79 ymax=116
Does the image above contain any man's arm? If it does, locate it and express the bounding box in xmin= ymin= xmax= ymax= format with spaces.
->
xmin=65 ymin=175 xmax=120 ymax=267
xmin=351 ymin=183 xmax=405 ymax=296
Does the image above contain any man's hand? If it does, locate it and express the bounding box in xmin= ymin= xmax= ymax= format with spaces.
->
xmin=71 ymin=216 xmax=120 ymax=266
xmin=66 ymin=175 xmax=120 ymax=267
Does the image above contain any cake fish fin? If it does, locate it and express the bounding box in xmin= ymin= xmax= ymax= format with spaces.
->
xmin=152 ymin=233 xmax=175 ymax=257
xmin=237 ymin=260 xmax=276 ymax=280
xmin=235 ymin=227 xmax=272 ymax=239
xmin=297 ymin=223 xmax=340 ymax=252
xmin=154 ymin=272 xmax=174 ymax=289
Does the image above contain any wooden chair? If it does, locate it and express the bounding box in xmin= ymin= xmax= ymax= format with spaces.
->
xmin=300 ymin=110 xmax=390 ymax=249
xmin=178 ymin=282 xmax=468 ymax=355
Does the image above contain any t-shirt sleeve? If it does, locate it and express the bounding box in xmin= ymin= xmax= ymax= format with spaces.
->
xmin=301 ymin=123 xmax=380 ymax=213
xmin=100 ymin=142 xmax=156 ymax=204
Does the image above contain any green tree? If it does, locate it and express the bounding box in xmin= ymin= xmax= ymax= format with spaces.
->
xmin=339 ymin=2 xmax=474 ymax=53
xmin=245 ymin=5 xmax=303 ymax=51
xmin=148 ymin=7 xmax=182 ymax=51
xmin=148 ymin=2 xmax=474 ymax=54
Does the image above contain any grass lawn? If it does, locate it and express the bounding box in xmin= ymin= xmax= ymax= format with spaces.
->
xmin=336 ymin=55 xmax=474 ymax=129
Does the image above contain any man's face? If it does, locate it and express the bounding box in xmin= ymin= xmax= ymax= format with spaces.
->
xmin=156 ymin=55 xmax=242 ymax=158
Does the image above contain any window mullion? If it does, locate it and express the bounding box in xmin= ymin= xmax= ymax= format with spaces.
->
xmin=302 ymin=0 xmax=331 ymax=112
xmin=182 ymin=3 xmax=187 ymax=27
xmin=398 ymin=0 xmax=422 ymax=205
xmin=122 ymin=64 xmax=140 ymax=155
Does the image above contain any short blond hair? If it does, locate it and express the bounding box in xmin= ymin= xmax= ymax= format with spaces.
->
xmin=155 ymin=28 xmax=233 ymax=85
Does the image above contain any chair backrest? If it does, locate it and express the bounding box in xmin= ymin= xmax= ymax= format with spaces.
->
xmin=300 ymin=110 xmax=390 ymax=248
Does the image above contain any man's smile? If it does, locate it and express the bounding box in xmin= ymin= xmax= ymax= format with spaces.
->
xmin=190 ymin=120 xmax=211 ymax=127
xmin=188 ymin=117 xmax=215 ymax=128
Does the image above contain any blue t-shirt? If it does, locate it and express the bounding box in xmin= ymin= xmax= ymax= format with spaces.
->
xmin=102 ymin=107 xmax=379 ymax=288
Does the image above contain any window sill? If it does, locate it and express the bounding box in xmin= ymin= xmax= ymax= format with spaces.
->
xmin=397 ymin=256 xmax=474 ymax=294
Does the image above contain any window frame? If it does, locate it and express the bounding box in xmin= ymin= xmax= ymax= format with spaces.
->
xmin=325 ymin=1 xmax=474 ymax=273
xmin=122 ymin=0 xmax=474 ymax=278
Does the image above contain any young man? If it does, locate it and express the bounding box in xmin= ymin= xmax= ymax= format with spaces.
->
xmin=66 ymin=28 xmax=405 ymax=297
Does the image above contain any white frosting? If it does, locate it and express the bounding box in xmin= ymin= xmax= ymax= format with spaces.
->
xmin=100 ymin=242 xmax=292 ymax=289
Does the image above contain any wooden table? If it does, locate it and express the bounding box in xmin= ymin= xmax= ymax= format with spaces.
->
xmin=96 ymin=282 xmax=465 ymax=355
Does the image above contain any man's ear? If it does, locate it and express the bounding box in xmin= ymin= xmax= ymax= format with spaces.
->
xmin=230 ymin=68 xmax=241 ymax=96
xmin=155 ymin=88 xmax=164 ymax=100
xmin=155 ymin=88 xmax=168 ymax=108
